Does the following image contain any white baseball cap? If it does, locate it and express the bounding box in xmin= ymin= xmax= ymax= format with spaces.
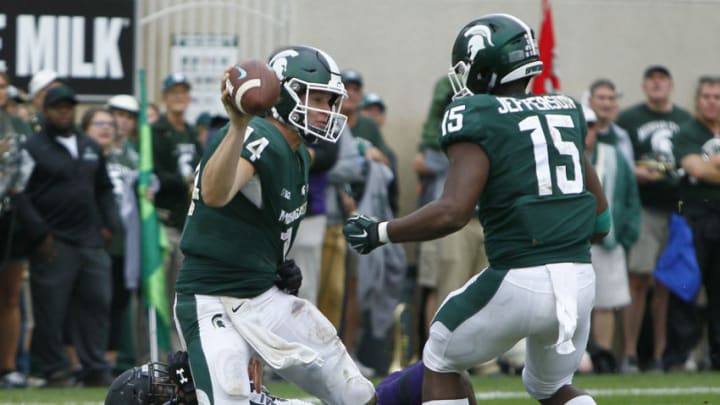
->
xmin=107 ymin=94 xmax=140 ymax=115
xmin=28 ymin=69 xmax=60 ymax=98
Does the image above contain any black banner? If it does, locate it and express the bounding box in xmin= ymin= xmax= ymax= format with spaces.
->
xmin=0 ymin=0 xmax=135 ymax=101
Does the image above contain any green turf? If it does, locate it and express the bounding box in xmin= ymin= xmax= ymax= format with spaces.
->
xmin=1 ymin=372 xmax=718 ymax=404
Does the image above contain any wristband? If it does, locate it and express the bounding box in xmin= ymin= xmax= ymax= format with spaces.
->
xmin=593 ymin=208 xmax=611 ymax=234
xmin=378 ymin=221 xmax=391 ymax=244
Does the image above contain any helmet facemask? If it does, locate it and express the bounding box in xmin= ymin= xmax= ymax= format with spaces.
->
xmin=448 ymin=60 xmax=474 ymax=100
xmin=143 ymin=362 xmax=176 ymax=404
xmin=279 ymin=78 xmax=347 ymax=143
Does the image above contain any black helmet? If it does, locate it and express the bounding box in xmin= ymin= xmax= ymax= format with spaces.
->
xmin=105 ymin=362 xmax=176 ymax=405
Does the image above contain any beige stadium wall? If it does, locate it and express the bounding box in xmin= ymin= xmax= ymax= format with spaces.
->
xmin=287 ymin=0 xmax=720 ymax=221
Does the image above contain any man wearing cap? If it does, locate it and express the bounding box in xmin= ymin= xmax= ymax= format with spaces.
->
xmin=359 ymin=93 xmax=386 ymax=128
xmin=107 ymin=94 xmax=140 ymax=168
xmin=616 ymin=65 xmax=693 ymax=373
xmin=27 ymin=69 xmax=64 ymax=134
xmin=22 ymin=85 xmax=122 ymax=386
xmin=152 ymin=73 xmax=199 ymax=344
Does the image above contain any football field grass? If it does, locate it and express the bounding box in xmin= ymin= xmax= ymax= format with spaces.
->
xmin=0 ymin=371 xmax=718 ymax=404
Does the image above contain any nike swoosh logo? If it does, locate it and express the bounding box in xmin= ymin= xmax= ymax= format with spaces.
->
xmin=349 ymin=230 xmax=367 ymax=238
xmin=231 ymin=304 xmax=242 ymax=312
xmin=234 ymin=66 xmax=248 ymax=80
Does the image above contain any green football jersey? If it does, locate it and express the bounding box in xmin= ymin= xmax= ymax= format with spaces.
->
xmin=673 ymin=118 xmax=720 ymax=207
xmin=177 ymin=118 xmax=311 ymax=298
xmin=616 ymin=104 xmax=692 ymax=210
xmin=440 ymin=93 xmax=597 ymax=270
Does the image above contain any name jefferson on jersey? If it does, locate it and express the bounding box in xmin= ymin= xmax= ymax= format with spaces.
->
xmin=441 ymin=94 xmax=596 ymax=270
xmin=177 ymin=118 xmax=311 ymax=298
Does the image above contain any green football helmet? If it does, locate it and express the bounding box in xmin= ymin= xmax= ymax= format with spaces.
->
xmin=268 ymin=45 xmax=347 ymax=143
xmin=448 ymin=14 xmax=543 ymax=98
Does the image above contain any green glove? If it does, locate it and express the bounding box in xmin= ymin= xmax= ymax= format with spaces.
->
xmin=343 ymin=213 xmax=385 ymax=254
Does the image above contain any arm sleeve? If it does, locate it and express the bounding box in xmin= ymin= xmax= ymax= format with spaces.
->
xmin=308 ymin=140 xmax=339 ymax=173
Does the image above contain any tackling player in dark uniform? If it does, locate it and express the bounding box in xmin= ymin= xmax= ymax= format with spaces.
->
xmin=345 ymin=14 xmax=608 ymax=405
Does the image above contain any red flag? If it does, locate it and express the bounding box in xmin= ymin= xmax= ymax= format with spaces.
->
xmin=532 ymin=0 xmax=560 ymax=95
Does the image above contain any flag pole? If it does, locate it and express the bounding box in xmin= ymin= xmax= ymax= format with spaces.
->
xmin=138 ymin=68 xmax=168 ymax=362
xmin=149 ymin=306 xmax=159 ymax=362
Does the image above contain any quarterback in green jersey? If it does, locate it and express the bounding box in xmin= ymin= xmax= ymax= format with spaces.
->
xmin=345 ymin=14 xmax=608 ymax=405
xmin=174 ymin=46 xmax=375 ymax=405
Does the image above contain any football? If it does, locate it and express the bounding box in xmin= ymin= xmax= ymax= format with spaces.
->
xmin=225 ymin=60 xmax=281 ymax=115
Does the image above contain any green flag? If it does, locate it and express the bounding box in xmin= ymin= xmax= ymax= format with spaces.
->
xmin=138 ymin=69 xmax=170 ymax=350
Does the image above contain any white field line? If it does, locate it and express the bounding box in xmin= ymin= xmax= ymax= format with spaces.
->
xmin=474 ymin=386 xmax=720 ymax=400
xmin=1 ymin=386 xmax=718 ymax=404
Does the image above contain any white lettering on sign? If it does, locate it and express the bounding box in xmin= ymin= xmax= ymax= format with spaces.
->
xmin=12 ymin=14 xmax=128 ymax=79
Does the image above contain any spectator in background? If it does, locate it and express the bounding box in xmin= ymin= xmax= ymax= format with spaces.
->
xmin=0 ymin=71 xmax=40 ymax=388
xmin=587 ymin=79 xmax=634 ymax=167
xmin=616 ymin=65 xmax=693 ymax=372
xmin=81 ymin=108 xmax=137 ymax=372
xmin=672 ymin=75 xmax=720 ymax=371
xmin=340 ymin=70 xmax=392 ymax=164
xmin=6 ymin=85 xmax=31 ymax=122
xmin=359 ymin=92 xmax=400 ymax=217
xmin=360 ymin=92 xmax=387 ymax=128
xmin=26 ymin=69 xmax=63 ymax=134
xmin=23 ymin=85 xmax=122 ymax=387
xmin=194 ymin=111 xmax=212 ymax=149
xmin=106 ymin=94 xmax=141 ymax=166
xmin=152 ymin=73 xmax=199 ymax=352
xmin=146 ymin=102 xmax=160 ymax=125
xmin=582 ymin=104 xmax=641 ymax=373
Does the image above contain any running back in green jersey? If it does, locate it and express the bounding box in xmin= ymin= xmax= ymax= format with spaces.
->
xmin=440 ymin=93 xmax=597 ymax=269
xmin=177 ymin=117 xmax=311 ymax=298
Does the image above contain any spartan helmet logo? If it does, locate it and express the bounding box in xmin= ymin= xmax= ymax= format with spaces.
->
xmin=702 ymin=137 xmax=720 ymax=156
xmin=464 ymin=25 xmax=494 ymax=61
xmin=650 ymin=128 xmax=675 ymax=164
xmin=268 ymin=49 xmax=300 ymax=81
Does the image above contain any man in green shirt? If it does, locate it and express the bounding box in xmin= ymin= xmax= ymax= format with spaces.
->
xmin=152 ymin=73 xmax=199 ymax=345
xmin=672 ymin=76 xmax=720 ymax=371
xmin=175 ymin=45 xmax=375 ymax=405
xmin=345 ymin=14 xmax=607 ymax=405
xmin=616 ymin=65 xmax=692 ymax=372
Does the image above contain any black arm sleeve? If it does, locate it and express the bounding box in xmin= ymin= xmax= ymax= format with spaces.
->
xmin=308 ymin=140 xmax=339 ymax=173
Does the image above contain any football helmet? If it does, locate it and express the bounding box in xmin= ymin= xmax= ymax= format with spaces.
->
xmin=267 ymin=45 xmax=348 ymax=143
xmin=448 ymin=13 xmax=543 ymax=97
xmin=104 ymin=362 xmax=176 ymax=405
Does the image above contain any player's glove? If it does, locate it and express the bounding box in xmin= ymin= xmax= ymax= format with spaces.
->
xmin=343 ymin=213 xmax=385 ymax=254
xmin=168 ymin=350 xmax=197 ymax=404
xmin=275 ymin=259 xmax=302 ymax=296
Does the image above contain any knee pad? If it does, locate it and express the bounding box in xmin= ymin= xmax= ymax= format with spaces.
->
xmin=522 ymin=367 xmax=568 ymax=400
xmin=340 ymin=374 xmax=375 ymax=405
xmin=213 ymin=350 xmax=249 ymax=397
